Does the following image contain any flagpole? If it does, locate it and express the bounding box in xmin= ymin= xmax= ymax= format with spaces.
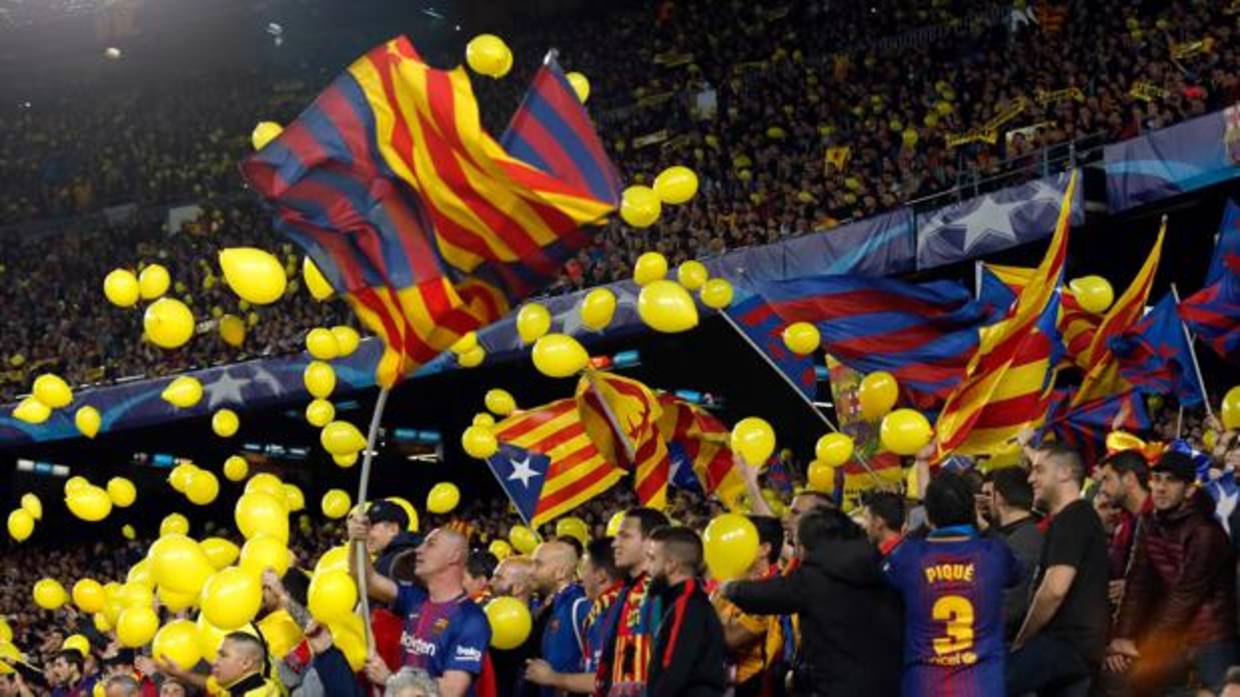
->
xmin=974 ymin=260 xmax=983 ymax=299
xmin=718 ymin=309 xmax=883 ymax=484
xmin=1176 ymin=405 xmax=1184 ymax=438
xmin=1169 ymin=283 xmax=1216 ymax=420
xmin=353 ymin=385 xmax=391 ymax=655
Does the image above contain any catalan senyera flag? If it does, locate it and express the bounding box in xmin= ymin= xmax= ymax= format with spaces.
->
xmin=241 ymin=36 xmax=621 ymax=386
xmin=576 ymin=371 xmax=670 ymax=510
xmin=485 ymin=398 xmax=625 ymax=528
xmin=934 ymin=172 xmax=1076 ymax=459
xmin=1071 ymin=221 xmax=1166 ymax=406
xmin=982 ymin=262 xmax=1100 ymax=367
xmin=655 ymin=394 xmax=746 ymax=511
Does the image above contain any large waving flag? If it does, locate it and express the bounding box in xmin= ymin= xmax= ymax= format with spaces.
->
xmin=1206 ymin=199 xmax=1240 ymax=287
xmin=1180 ymin=270 xmax=1240 ymax=360
xmin=241 ymin=36 xmax=621 ymax=386
xmin=1045 ymin=390 xmax=1150 ymax=469
xmin=725 ymin=295 xmax=818 ymax=398
xmin=982 ymin=263 xmax=1100 ymax=368
xmin=1072 ymin=221 xmax=1166 ymax=406
xmin=1110 ymin=293 xmax=1206 ymax=406
xmin=749 ymin=274 xmax=996 ymax=406
xmin=934 ymin=172 xmax=1077 ymax=458
xmin=655 ymin=394 xmax=746 ymax=510
xmin=576 ymin=371 xmax=669 ymax=510
xmin=485 ymin=398 xmax=626 ymax=527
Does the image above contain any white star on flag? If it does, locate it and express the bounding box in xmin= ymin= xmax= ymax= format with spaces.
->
xmin=508 ymin=456 xmax=540 ymax=488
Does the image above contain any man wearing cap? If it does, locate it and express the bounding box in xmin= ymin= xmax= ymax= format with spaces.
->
xmin=363 ymin=500 xmax=424 ymax=580
xmin=1106 ymin=450 xmax=1239 ymax=696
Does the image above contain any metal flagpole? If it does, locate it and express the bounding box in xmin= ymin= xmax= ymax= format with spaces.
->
xmin=718 ymin=309 xmax=882 ymax=484
xmin=1169 ymin=283 xmax=1215 ymax=421
xmin=353 ymin=386 xmax=391 ymax=654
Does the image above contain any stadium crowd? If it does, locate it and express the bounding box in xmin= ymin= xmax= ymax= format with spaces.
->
xmin=0 ymin=0 xmax=1237 ymax=398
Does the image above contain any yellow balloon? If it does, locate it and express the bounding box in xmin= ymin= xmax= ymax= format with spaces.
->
xmin=321 ymin=489 xmax=351 ymax=519
xmin=566 ymin=71 xmax=590 ymax=103
xmin=234 ymin=492 xmax=288 ymax=542
xmin=517 ymin=303 xmax=552 ymax=344
xmin=509 ymin=525 xmax=539 ymax=554
xmin=305 ymin=399 xmax=335 ymax=428
xmin=195 ymin=613 xmax=228 ymax=663
xmin=485 ymin=596 xmax=532 ymax=649
xmin=7 ymin=509 xmax=34 ymax=542
xmin=72 ymin=579 xmax=106 ymax=613
xmin=155 ymin=584 xmax=196 ymax=612
xmin=247 ymin=475 xmax=288 ymax=501
xmin=465 ymin=34 xmax=512 ymax=78
xmin=458 ymin=345 xmax=486 ymax=368
xmin=699 ymin=278 xmax=734 ymax=309
xmin=782 ymin=322 xmax=821 ymax=356
xmin=676 ymin=261 xmax=709 ymax=291
xmin=554 ymin=516 xmax=589 ymax=546
xmin=580 ymin=288 xmax=617 ymax=331
xmin=104 ymin=269 xmax=141 ymax=308
xmin=74 ymin=406 xmax=101 ymax=438
xmin=239 ymin=535 xmax=291 ymax=576
xmin=488 ymin=539 xmax=514 ymax=560
xmin=152 ymin=619 xmax=201 ymax=668
xmin=219 ymin=248 xmax=287 ymax=305
xmin=730 ymin=417 xmax=776 ymax=466
xmin=218 ymin=313 xmax=246 ymax=348
xmin=67 ymin=485 xmax=113 ymax=522
xmin=93 ymin=612 xmax=113 ymax=633
xmin=223 ymin=455 xmax=248 ymax=482
xmin=0 ymin=617 xmax=11 ymax=643
xmin=605 ymin=511 xmax=625 ymax=537
xmin=119 ymin=581 xmax=154 ymax=609
xmin=138 ymin=264 xmax=171 ymax=300
xmin=653 ymin=165 xmax=699 ymax=205
xmin=251 ymin=121 xmax=283 ymax=150
xmin=161 ymin=375 xmax=203 ymax=408
xmin=331 ymin=325 xmax=360 ymax=357
xmin=150 ymin=534 xmax=213 ymax=595
xmin=1068 ymin=275 xmax=1114 ymax=314
xmin=305 ymin=328 xmax=339 ymax=360
xmin=703 ymin=513 xmax=759 ymax=581
xmin=461 ymin=425 xmax=499 ymax=459
xmin=106 ymin=477 xmax=137 ymax=508
xmin=116 ymin=606 xmax=159 ymax=648
xmin=160 ymin=512 xmax=190 ymax=536
xmin=632 ymin=251 xmax=668 ymax=286
xmin=532 ymin=334 xmax=589 ymax=378
xmin=122 ymin=524 xmax=136 ymax=540
xmin=186 ymin=470 xmax=220 ymax=506
xmin=328 ymin=614 xmax=367 ymax=671
xmin=308 ymin=570 xmax=358 ymax=623
xmin=314 ymin=546 xmax=350 ymax=576
xmin=302 ymin=257 xmax=335 ymax=301
xmin=283 ymin=483 xmax=306 ymax=513
xmin=201 ymin=567 xmax=262 ymax=631
xmin=21 ymin=492 xmax=41 ymax=520
xmin=32 ymin=373 xmax=72 ymax=409
xmin=63 ymin=634 xmax=91 ymax=657
xmin=637 ymin=280 xmax=699 ymax=333
xmin=303 ymin=361 xmax=337 ymax=399
xmin=427 ymin=482 xmax=460 ymax=514
xmin=858 ymin=371 xmax=899 ymax=421
xmin=333 ymin=452 xmax=358 ymax=468
xmin=65 ymin=475 xmax=90 ymax=497
xmin=212 ymin=409 xmax=240 ymax=438
xmin=814 ymin=433 xmax=854 ymax=468
xmin=485 ymin=389 xmax=517 ymax=416
xmin=808 ymin=460 xmax=836 ymax=494
xmin=1222 ymin=386 xmax=1240 ymax=431
xmin=144 ymin=298 xmax=195 ymax=349
xmin=386 ymin=497 xmax=419 ymax=532
xmin=880 ymin=408 xmax=933 ymax=455
xmin=200 ymin=537 xmax=240 ymax=570
xmin=320 ymin=420 xmax=365 ymax=455
xmin=450 ymin=331 xmax=478 ymax=355
xmin=12 ymin=396 xmax=50 ymax=425
xmin=473 ymin=412 xmax=495 ymax=428
xmin=168 ymin=463 xmax=198 ymax=494
xmin=33 ymin=578 xmax=68 ymax=610
xmin=620 ymin=186 xmax=661 ymax=228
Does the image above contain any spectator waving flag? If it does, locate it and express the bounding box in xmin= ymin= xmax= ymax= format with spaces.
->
xmin=576 ymin=371 xmax=670 ymax=510
xmin=241 ymin=36 xmax=621 ymax=386
xmin=484 ymin=398 xmax=625 ymax=527
xmin=1206 ymin=199 xmax=1240 ymax=287
xmin=748 ymin=274 xmax=996 ymax=407
xmin=1180 ymin=266 xmax=1240 ymax=360
xmin=724 ymin=295 xmax=817 ymax=399
xmin=934 ymin=171 xmax=1077 ymax=459
xmin=1109 ymin=293 xmax=1206 ymax=407
xmin=655 ymin=394 xmax=746 ymax=511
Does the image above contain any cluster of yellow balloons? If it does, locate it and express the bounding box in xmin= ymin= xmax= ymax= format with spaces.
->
xmin=427 ymin=482 xmax=461 ymax=514
xmin=167 ymin=461 xmax=221 ymax=506
xmin=450 ymin=331 xmax=487 ymax=369
xmin=6 ymin=493 xmax=42 ymax=542
xmin=65 ymin=477 xmax=113 ymax=522
xmin=305 ymin=326 xmax=360 ymax=361
xmin=320 ymin=420 xmax=366 ymax=466
xmin=703 ymin=513 xmax=759 ymax=581
xmin=619 ymin=165 xmax=700 ymax=228
xmin=731 ymin=417 xmax=776 ymax=466
xmin=465 ymin=34 xmax=513 ymax=78
xmin=12 ymin=373 xmax=74 ymax=426
xmin=1068 ymin=275 xmax=1115 ymax=314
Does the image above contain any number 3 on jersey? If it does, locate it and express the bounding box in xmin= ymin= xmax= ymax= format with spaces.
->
xmin=931 ymin=595 xmax=975 ymax=655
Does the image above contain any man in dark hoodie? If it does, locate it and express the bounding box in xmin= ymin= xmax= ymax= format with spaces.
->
xmin=723 ymin=506 xmax=902 ymax=696
xmin=363 ymin=500 xmax=422 ymax=579
xmin=644 ymin=526 xmax=727 ymax=697
xmin=1106 ymin=450 xmax=1238 ymax=696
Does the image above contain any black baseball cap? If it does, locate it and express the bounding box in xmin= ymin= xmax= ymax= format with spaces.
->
xmin=1151 ymin=450 xmax=1196 ymax=483
xmin=367 ymin=500 xmax=409 ymax=529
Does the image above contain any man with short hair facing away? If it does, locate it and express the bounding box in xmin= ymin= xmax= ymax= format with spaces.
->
xmin=1106 ymin=450 xmax=1239 ymax=696
xmin=1094 ymin=450 xmax=1151 ymax=605
xmin=987 ymin=466 xmax=1043 ymax=641
xmin=527 ymin=540 xmax=591 ymax=697
xmin=644 ymin=526 xmax=727 ymax=697
xmin=488 ymin=556 xmax=539 ymax=696
xmin=1007 ymin=445 xmax=1110 ymax=696
xmin=862 ymin=491 xmax=906 ymax=557
xmin=207 ymin=633 xmax=280 ymax=696
xmin=592 ymin=507 xmax=669 ymax=697
xmin=709 ymin=515 xmax=787 ymax=697
xmin=882 ymin=471 xmax=1021 ymax=696
xmin=349 ymin=517 xmax=491 ymax=697
xmin=103 ymin=674 xmax=142 ymax=697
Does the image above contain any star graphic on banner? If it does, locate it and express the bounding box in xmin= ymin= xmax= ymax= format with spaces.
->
xmin=508 ymin=456 xmax=540 ymax=488
xmin=956 ymin=194 xmax=1032 ymax=254
xmin=203 ymin=370 xmax=251 ymax=409
xmin=1213 ymin=483 xmax=1238 ymax=536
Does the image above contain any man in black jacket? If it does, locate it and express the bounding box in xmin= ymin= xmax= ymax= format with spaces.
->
xmin=723 ymin=507 xmax=903 ymax=696
xmin=361 ymin=500 xmax=422 ymax=579
xmin=645 ymin=526 xmax=727 ymax=697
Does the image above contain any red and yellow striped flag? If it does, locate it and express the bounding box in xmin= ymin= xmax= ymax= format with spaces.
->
xmin=655 ymin=394 xmax=747 ymax=511
xmin=985 ymin=262 xmax=1101 ymax=365
xmin=576 ymin=371 xmax=670 ymax=510
xmin=934 ymin=172 xmax=1077 ymax=458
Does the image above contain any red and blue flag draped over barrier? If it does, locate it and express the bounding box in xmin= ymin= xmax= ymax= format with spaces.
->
xmin=241 ymin=36 xmax=620 ymax=386
xmin=1110 ymin=293 xmax=1206 ymax=407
